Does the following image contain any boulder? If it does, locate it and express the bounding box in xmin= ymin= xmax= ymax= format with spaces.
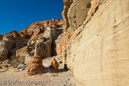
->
xmin=27 ymin=56 xmax=44 ymax=76
xmin=50 ymin=57 xmax=59 ymax=72
xmin=0 ymin=64 xmax=8 ymax=69
xmin=17 ymin=64 xmax=25 ymax=69
xmin=2 ymin=59 xmax=10 ymax=64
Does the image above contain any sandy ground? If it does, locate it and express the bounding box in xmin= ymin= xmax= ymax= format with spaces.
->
xmin=0 ymin=57 xmax=79 ymax=86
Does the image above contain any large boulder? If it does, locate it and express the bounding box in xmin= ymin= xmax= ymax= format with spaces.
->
xmin=27 ymin=56 xmax=44 ymax=76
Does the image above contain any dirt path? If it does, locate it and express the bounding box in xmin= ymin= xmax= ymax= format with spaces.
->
xmin=0 ymin=57 xmax=79 ymax=86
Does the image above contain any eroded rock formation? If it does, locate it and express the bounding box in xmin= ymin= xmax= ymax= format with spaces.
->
xmin=0 ymin=35 xmax=14 ymax=60
xmin=50 ymin=57 xmax=59 ymax=72
xmin=0 ymin=19 xmax=64 ymax=65
xmin=56 ymin=0 xmax=129 ymax=86
xmin=27 ymin=56 xmax=44 ymax=76
xmin=62 ymin=0 xmax=99 ymax=31
xmin=0 ymin=0 xmax=128 ymax=85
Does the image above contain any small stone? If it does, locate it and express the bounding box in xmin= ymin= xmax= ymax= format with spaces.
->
xmin=59 ymin=61 xmax=63 ymax=64
xmin=66 ymin=78 xmax=70 ymax=81
xmin=25 ymin=64 xmax=28 ymax=68
xmin=8 ymin=64 xmax=11 ymax=67
xmin=1 ymin=64 xmax=8 ymax=69
xmin=17 ymin=64 xmax=25 ymax=69
xmin=50 ymin=57 xmax=59 ymax=72
xmin=20 ymin=68 xmax=25 ymax=71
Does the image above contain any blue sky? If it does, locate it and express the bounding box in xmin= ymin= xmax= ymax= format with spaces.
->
xmin=0 ymin=0 xmax=64 ymax=34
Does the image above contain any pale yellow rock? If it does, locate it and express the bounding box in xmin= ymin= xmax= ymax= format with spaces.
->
xmin=57 ymin=0 xmax=129 ymax=86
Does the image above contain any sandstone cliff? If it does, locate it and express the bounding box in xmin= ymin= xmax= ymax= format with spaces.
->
xmin=0 ymin=0 xmax=129 ymax=85
xmin=56 ymin=0 xmax=129 ymax=86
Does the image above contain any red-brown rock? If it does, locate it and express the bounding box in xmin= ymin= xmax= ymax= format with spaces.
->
xmin=27 ymin=56 xmax=44 ymax=76
xmin=50 ymin=57 xmax=59 ymax=72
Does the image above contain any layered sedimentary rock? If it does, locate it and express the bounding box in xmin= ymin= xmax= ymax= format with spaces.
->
xmin=16 ymin=45 xmax=34 ymax=65
xmin=57 ymin=0 xmax=129 ymax=86
xmin=50 ymin=57 xmax=59 ymax=72
xmin=0 ymin=35 xmax=14 ymax=60
xmin=62 ymin=0 xmax=99 ymax=31
xmin=34 ymin=39 xmax=44 ymax=58
xmin=27 ymin=56 xmax=44 ymax=76
xmin=0 ymin=19 xmax=64 ymax=64
xmin=0 ymin=0 xmax=128 ymax=85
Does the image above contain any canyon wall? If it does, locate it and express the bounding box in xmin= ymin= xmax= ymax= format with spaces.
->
xmin=57 ymin=0 xmax=129 ymax=86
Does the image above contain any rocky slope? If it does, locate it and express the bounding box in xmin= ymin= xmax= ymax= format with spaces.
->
xmin=0 ymin=19 xmax=64 ymax=65
xmin=56 ymin=0 xmax=129 ymax=86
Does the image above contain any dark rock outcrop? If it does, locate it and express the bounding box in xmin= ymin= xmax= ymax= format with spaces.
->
xmin=0 ymin=35 xmax=14 ymax=60
xmin=0 ymin=34 xmax=3 ymax=41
